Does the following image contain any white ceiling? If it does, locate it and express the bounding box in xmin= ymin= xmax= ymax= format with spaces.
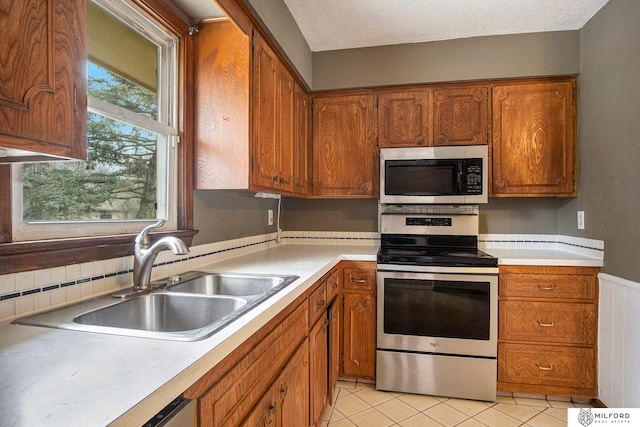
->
xmin=168 ymin=0 xmax=609 ymax=52
xmin=283 ymin=0 xmax=610 ymax=52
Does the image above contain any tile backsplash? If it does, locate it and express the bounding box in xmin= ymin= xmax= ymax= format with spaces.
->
xmin=0 ymin=232 xmax=603 ymax=322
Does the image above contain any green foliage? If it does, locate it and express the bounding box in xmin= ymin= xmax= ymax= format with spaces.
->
xmin=23 ymin=64 xmax=160 ymax=221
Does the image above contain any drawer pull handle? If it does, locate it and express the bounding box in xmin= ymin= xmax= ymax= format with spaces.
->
xmin=351 ymin=279 xmax=366 ymax=283
xmin=537 ymin=284 xmax=556 ymax=290
xmin=535 ymin=363 xmax=555 ymax=371
xmin=536 ymin=320 xmax=556 ymax=327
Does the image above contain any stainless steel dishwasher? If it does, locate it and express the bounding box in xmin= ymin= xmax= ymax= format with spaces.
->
xmin=143 ymin=396 xmax=194 ymax=427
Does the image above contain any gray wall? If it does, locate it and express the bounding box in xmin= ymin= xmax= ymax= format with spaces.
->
xmin=312 ymin=31 xmax=579 ymax=90
xmin=192 ymin=190 xmax=278 ymax=245
xmin=244 ymin=0 xmax=313 ymax=87
xmin=558 ymin=0 xmax=640 ymax=282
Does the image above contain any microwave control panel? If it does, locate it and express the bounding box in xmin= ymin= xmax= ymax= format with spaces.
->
xmin=405 ymin=217 xmax=452 ymax=227
xmin=465 ymin=163 xmax=483 ymax=193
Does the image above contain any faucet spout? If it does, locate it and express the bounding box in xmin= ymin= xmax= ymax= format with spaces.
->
xmin=132 ymin=220 xmax=190 ymax=291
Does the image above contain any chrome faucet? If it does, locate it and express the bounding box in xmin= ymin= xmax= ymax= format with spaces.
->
xmin=132 ymin=219 xmax=189 ymax=291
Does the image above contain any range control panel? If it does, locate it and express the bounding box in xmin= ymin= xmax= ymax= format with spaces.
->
xmin=405 ymin=217 xmax=452 ymax=227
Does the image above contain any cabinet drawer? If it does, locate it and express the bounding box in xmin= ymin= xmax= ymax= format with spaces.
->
xmin=500 ymin=272 xmax=596 ymax=300
xmin=498 ymin=343 xmax=595 ymax=391
xmin=326 ymin=269 xmax=340 ymax=302
xmin=499 ymin=301 xmax=596 ymax=345
xmin=343 ymin=267 xmax=375 ymax=291
xmin=309 ymin=281 xmax=327 ymax=323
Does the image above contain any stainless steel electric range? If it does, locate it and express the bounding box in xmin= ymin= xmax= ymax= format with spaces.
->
xmin=376 ymin=206 xmax=498 ymax=401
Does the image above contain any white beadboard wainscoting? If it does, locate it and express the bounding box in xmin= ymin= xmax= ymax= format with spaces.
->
xmin=598 ymin=272 xmax=640 ymax=408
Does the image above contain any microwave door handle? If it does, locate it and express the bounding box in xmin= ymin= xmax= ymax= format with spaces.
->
xmin=457 ymin=161 xmax=463 ymax=191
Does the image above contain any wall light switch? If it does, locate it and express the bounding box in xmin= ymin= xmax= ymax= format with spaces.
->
xmin=577 ymin=211 xmax=585 ymax=230
xmin=268 ymin=210 xmax=274 ymax=226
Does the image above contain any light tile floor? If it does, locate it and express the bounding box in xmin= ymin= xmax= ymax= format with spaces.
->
xmin=322 ymin=381 xmax=593 ymax=427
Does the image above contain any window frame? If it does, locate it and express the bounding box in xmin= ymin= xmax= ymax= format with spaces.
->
xmin=0 ymin=0 xmax=195 ymax=275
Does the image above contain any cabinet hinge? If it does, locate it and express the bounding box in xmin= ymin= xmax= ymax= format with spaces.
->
xmin=251 ymin=155 xmax=254 ymax=171
xmin=308 ymin=340 xmax=311 ymax=352
xmin=73 ymin=85 xmax=77 ymax=113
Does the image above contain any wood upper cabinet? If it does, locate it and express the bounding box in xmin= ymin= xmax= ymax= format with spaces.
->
xmin=252 ymin=31 xmax=295 ymax=193
xmin=294 ymin=82 xmax=311 ymax=195
xmin=497 ymin=265 xmax=599 ymax=397
xmin=341 ymin=262 xmax=376 ymax=380
xmin=194 ymin=21 xmax=304 ymax=196
xmin=377 ymin=85 xmax=488 ymax=148
xmin=378 ymin=90 xmax=431 ymax=147
xmin=492 ymin=78 xmax=577 ymax=196
xmin=433 ymin=86 xmax=489 ymax=146
xmin=194 ymin=19 xmax=250 ymax=190
xmin=0 ymin=0 xmax=87 ymax=162
xmin=312 ymin=94 xmax=377 ymax=197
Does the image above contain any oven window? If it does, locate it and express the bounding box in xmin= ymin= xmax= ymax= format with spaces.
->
xmin=385 ymin=160 xmax=458 ymax=195
xmin=383 ymin=278 xmax=490 ymax=340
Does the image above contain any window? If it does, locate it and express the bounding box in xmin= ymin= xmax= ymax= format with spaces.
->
xmin=12 ymin=0 xmax=179 ymax=241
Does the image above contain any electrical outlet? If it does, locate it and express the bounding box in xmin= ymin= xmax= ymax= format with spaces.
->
xmin=577 ymin=211 xmax=585 ymax=230
xmin=268 ymin=209 xmax=274 ymax=226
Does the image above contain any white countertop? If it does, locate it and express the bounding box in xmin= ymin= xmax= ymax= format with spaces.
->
xmin=0 ymin=242 xmax=602 ymax=426
xmin=484 ymin=247 xmax=604 ymax=267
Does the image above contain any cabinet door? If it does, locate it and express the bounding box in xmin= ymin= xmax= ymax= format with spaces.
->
xmin=328 ymin=300 xmax=340 ymax=404
xmin=277 ymin=64 xmax=295 ymax=193
xmin=241 ymin=384 xmax=277 ymax=427
xmin=312 ymin=95 xmax=377 ymax=197
xmin=378 ymin=91 xmax=431 ymax=147
xmin=278 ymin=342 xmax=309 ymax=427
xmin=252 ymin=33 xmax=279 ymax=189
xmin=492 ymin=79 xmax=576 ymax=196
xmin=294 ymin=82 xmax=311 ymax=195
xmin=342 ymin=292 xmax=376 ymax=378
xmin=433 ymin=86 xmax=488 ymax=146
xmin=0 ymin=0 xmax=87 ymax=161
xmin=309 ymin=314 xmax=328 ymax=426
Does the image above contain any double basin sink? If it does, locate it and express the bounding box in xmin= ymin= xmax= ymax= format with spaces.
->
xmin=15 ymin=272 xmax=299 ymax=341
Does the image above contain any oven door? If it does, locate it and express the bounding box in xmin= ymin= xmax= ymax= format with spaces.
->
xmin=377 ymin=270 xmax=497 ymax=358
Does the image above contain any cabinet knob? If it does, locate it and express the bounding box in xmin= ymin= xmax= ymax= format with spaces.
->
xmin=418 ymin=139 xmax=425 ymax=145
xmin=362 ymin=184 xmax=369 ymax=191
xmin=332 ymin=283 xmax=338 ymax=289
xmin=272 ymin=175 xmax=278 ymax=182
xmin=363 ymin=300 xmax=370 ymax=307
xmin=437 ymin=137 xmax=445 ymax=144
xmin=269 ymin=403 xmax=277 ymax=413
xmin=317 ymin=299 xmax=325 ymax=308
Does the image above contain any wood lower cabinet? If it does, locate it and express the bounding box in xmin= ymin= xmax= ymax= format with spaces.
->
xmin=185 ymin=301 xmax=308 ymax=426
xmin=309 ymin=312 xmax=329 ymax=426
xmin=497 ymin=265 xmax=599 ymax=397
xmin=492 ymin=77 xmax=577 ymax=197
xmin=242 ymin=341 xmax=309 ymax=427
xmin=341 ymin=262 xmax=376 ymax=380
xmin=312 ymin=94 xmax=377 ymax=197
xmin=186 ymin=265 xmax=344 ymax=427
xmin=0 ymin=0 xmax=87 ymax=162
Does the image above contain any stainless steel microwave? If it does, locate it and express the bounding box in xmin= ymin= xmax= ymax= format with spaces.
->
xmin=380 ymin=145 xmax=488 ymax=204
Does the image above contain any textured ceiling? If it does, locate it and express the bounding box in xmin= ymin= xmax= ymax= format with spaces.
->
xmin=283 ymin=0 xmax=610 ymax=52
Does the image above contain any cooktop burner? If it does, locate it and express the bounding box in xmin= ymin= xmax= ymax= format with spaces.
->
xmin=377 ymin=246 xmax=497 ymax=267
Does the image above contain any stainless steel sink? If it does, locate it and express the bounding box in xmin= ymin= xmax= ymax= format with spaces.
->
xmin=165 ymin=272 xmax=297 ymax=300
xmin=74 ymin=293 xmax=246 ymax=332
xmin=14 ymin=271 xmax=299 ymax=341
